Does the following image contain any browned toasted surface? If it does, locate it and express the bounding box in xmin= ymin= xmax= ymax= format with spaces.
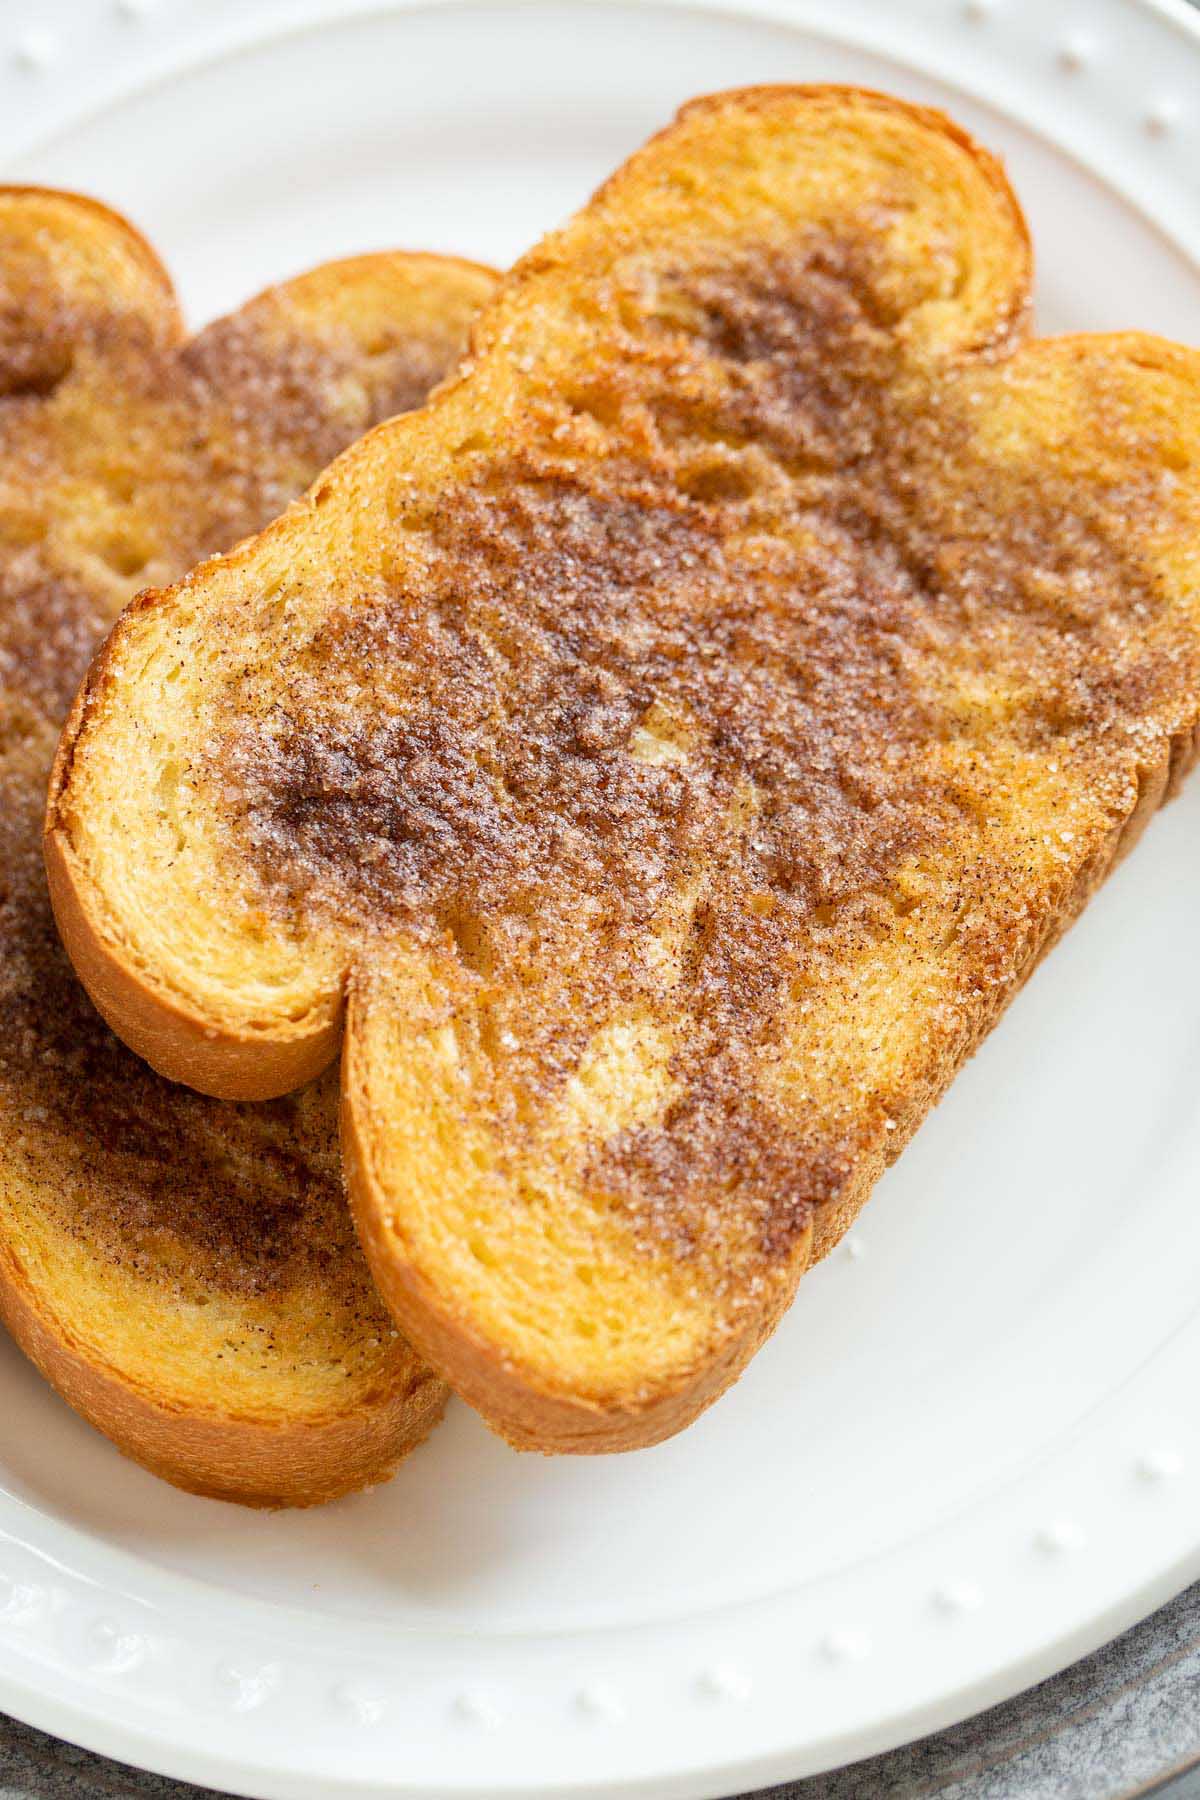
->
xmin=0 ymin=188 xmax=496 ymax=1500
xmin=49 ymin=91 xmax=1200 ymax=1451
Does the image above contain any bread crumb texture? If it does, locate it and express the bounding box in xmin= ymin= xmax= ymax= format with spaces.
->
xmin=54 ymin=92 xmax=1200 ymax=1447
xmin=1 ymin=187 xmax=495 ymax=1497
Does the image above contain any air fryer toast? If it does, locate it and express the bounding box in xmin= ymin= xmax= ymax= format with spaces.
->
xmin=49 ymin=90 xmax=1200 ymax=1453
xmin=0 ymin=187 xmax=497 ymax=1503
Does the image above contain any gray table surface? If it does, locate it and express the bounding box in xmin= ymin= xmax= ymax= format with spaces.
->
xmin=4 ymin=1577 xmax=1200 ymax=1799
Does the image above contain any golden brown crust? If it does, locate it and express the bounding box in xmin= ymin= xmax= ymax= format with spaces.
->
xmin=342 ymin=1043 xmax=810 ymax=1451
xmin=0 ymin=1250 xmax=446 ymax=1506
xmin=0 ymin=185 xmax=180 ymax=291
xmin=0 ymin=189 xmax=497 ymax=1501
xmin=44 ymin=819 xmax=342 ymax=1101
xmin=0 ymin=184 xmax=183 ymax=376
xmin=51 ymin=83 xmax=1036 ymax=1094
xmin=48 ymin=91 xmax=1200 ymax=1454
xmin=635 ymin=85 xmax=1031 ymax=349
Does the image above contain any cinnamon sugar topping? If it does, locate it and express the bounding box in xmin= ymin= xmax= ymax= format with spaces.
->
xmin=214 ymin=235 xmax=1196 ymax=1282
xmin=1 ymin=262 xmax=476 ymax=1323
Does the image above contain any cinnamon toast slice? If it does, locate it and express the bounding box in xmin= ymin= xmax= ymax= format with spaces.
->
xmin=48 ymin=90 xmax=1200 ymax=1453
xmin=0 ymin=187 xmax=497 ymax=1502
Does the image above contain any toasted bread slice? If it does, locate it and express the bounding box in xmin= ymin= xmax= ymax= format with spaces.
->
xmin=0 ymin=187 xmax=497 ymax=1502
xmin=49 ymin=89 xmax=1200 ymax=1453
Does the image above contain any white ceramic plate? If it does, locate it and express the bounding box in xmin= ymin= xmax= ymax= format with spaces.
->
xmin=2 ymin=2 xmax=1199 ymax=1796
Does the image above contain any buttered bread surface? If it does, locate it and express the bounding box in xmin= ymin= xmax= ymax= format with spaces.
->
xmin=1 ymin=189 xmax=496 ymax=1503
xmin=48 ymin=91 xmax=1200 ymax=1452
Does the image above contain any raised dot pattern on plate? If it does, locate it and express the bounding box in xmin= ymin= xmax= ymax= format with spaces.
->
xmin=453 ymin=1689 xmax=504 ymax=1731
xmin=11 ymin=28 xmax=57 ymax=70
xmin=86 ymin=1618 xmax=147 ymax=1675
xmin=1057 ymin=32 xmax=1096 ymax=71
xmin=575 ymin=1682 xmax=625 ymax=1720
xmin=696 ymin=1662 xmax=753 ymax=1702
xmin=1034 ymin=1520 xmax=1087 ymax=1555
xmin=331 ymin=1681 xmax=387 ymax=1726
xmin=933 ymin=1582 xmax=984 ymax=1616
xmin=216 ymin=1659 xmax=281 ymax=1713
xmin=820 ymin=1630 xmax=872 ymax=1665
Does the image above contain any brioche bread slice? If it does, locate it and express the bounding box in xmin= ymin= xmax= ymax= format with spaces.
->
xmin=0 ymin=187 xmax=497 ymax=1502
xmin=49 ymin=89 xmax=1200 ymax=1453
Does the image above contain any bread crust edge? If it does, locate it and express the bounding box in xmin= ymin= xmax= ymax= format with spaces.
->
xmin=40 ymin=86 xmax=1033 ymax=1108
xmin=340 ymin=1030 xmax=815 ymax=1454
xmin=0 ymin=182 xmax=184 ymax=339
xmin=43 ymin=815 xmax=340 ymax=1102
xmin=0 ymin=1246 xmax=448 ymax=1507
xmin=344 ymin=713 xmax=1200 ymax=1452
